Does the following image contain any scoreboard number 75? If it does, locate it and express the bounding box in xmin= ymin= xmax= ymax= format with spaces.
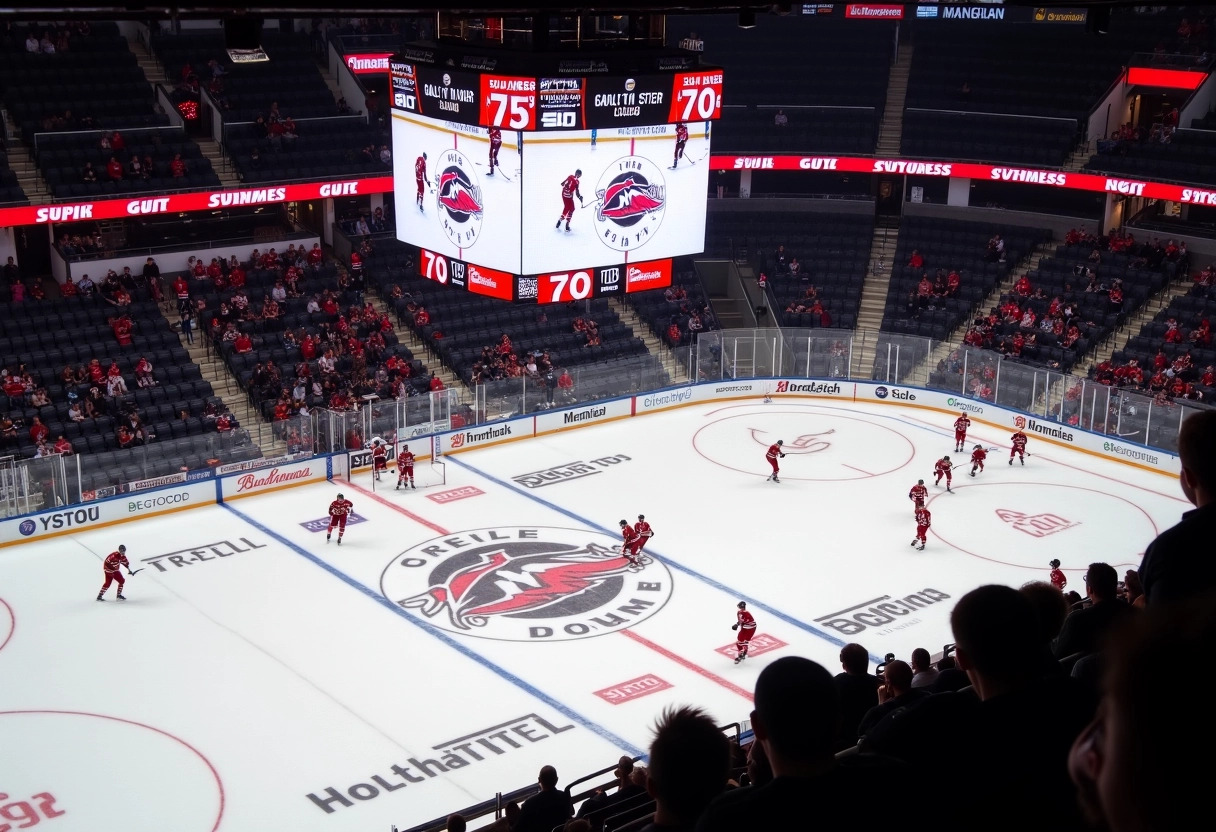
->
xmin=486 ymin=92 xmax=535 ymax=129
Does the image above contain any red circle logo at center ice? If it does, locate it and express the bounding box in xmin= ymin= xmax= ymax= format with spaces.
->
xmin=435 ymin=148 xmax=483 ymax=249
xmin=593 ymin=156 xmax=666 ymax=251
xmin=381 ymin=527 xmax=672 ymax=641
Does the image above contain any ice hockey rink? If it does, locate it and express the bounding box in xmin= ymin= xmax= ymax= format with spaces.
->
xmin=0 ymin=397 xmax=1188 ymax=831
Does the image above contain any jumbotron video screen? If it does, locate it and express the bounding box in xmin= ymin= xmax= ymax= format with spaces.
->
xmin=390 ymin=55 xmax=723 ymax=301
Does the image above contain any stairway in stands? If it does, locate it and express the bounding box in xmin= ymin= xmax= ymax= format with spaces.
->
xmin=853 ymin=218 xmax=901 ymax=377
xmin=876 ymin=42 xmax=912 ymax=158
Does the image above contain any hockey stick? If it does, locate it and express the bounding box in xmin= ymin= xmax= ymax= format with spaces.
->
xmin=126 ymin=568 xmax=145 ymax=576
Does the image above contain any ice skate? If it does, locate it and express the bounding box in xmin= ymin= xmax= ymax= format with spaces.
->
xmin=947 ymin=485 xmax=953 ymax=493
xmin=411 ymin=482 xmax=416 ymax=489
xmin=116 ymin=593 xmax=126 ymax=601
xmin=970 ymin=470 xmax=977 ymax=477
xmin=337 ymin=537 xmax=342 ymax=546
xmin=565 ymin=223 xmax=571 ymax=232
xmin=395 ymin=483 xmax=400 ymax=490
xmin=734 ymin=654 xmax=745 ymax=664
xmin=1009 ymin=459 xmax=1014 ymax=465
xmin=326 ymin=533 xmax=331 ymax=543
xmin=910 ymin=539 xmax=918 ymax=547
xmin=555 ymin=219 xmax=562 ymax=229
xmin=1020 ymin=457 xmax=1025 ymax=466
xmin=96 ymin=594 xmax=105 ymax=601
xmin=487 ymin=169 xmax=494 ymax=177
xmin=916 ymin=541 xmax=925 ymax=551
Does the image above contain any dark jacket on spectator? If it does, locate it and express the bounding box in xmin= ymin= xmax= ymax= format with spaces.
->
xmin=1051 ymin=598 xmax=1134 ymax=658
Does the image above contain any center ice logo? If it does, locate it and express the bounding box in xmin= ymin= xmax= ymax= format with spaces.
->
xmin=592 ymin=156 xmax=666 ymax=253
xmin=380 ymin=526 xmax=672 ymax=641
xmin=435 ymin=148 xmax=483 ymax=249
xmin=749 ymin=428 xmax=834 ymax=454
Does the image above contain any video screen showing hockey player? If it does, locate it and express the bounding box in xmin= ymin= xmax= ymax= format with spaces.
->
xmin=519 ymin=122 xmax=711 ymax=275
xmin=392 ymin=111 xmax=524 ymax=274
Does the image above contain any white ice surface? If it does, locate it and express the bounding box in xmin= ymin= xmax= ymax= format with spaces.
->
xmin=0 ymin=399 xmax=1187 ymax=830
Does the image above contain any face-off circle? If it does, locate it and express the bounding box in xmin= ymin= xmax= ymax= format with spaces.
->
xmin=0 ymin=710 xmax=224 ymax=832
xmin=692 ymin=408 xmax=915 ymax=481
xmin=592 ymin=156 xmax=666 ymax=252
xmin=381 ymin=526 xmax=673 ymax=642
xmin=0 ymin=598 xmax=13 ymax=653
xmin=926 ymin=481 xmax=1156 ymax=571
xmin=434 ymin=148 xmax=484 ymax=249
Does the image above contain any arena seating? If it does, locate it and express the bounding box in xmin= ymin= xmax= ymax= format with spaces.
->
xmin=1086 ymin=128 xmax=1216 ymax=186
xmin=0 ymin=293 xmax=255 ymax=494
xmin=227 ymin=118 xmax=390 ymax=183
xmin=0 ymin=23 xmax=172 ymax=144
xmin=900 ymin=110 xmax=1077 ymax=167
xmin=626 ymin=257 xmax=720 ymax=352
xmin=36 ymin=126 xmax=221 ymax=199
xmin=151 ymin=30 xmax=342 ymax=123
xmin=0 ymin=144 xmax=27 ymax=204
xmin=671 ymin=14 xmax=893 ymax=156
xmin=880 ymin=216 xmax=1050 ymax=341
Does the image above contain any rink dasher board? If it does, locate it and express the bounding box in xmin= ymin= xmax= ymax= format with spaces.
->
xmin=0 ymin=380 xmax=1179 ymax=547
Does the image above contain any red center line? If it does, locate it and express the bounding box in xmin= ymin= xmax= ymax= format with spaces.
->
xmin=841 ymin=463 xmax=875 ymax=476
xmin=620 ymin=629 xmax=754 ymax=702
xmin=344 ymin=480 xmax=756 ymax=701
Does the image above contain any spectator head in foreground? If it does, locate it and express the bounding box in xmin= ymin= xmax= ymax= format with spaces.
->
xmin=753 ymin=656 xmax=838 ymax=776
xmin=646 ymin=705 xmax=731 ymax=827
xmin=1178 ymin=409 xmax=1215 ymax=509
xmin=1070 ymin=591 xmax=1216 ymax=831
xmin=950 ymin=584 xmax=1039 ymax=700
xmin=838 ymin=642 xmax=869 ymax=675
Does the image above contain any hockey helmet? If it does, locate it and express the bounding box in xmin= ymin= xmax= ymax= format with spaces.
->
xmin=118 ymin=544 xmax=126 ymax=553
xmin=917 ymin=479 xmax=924 ymax=485
xmin=1049 ymin=559 xmax=1061 ymax=568
xmin=619 ymin=519 xmax=628 ymax=527
xmin=337 ymin=493 xmax=344 ymax=499
xmin=737 ymin=601 xmax=747 ymax=609
xmin=422 ymin=152 xmax=427 ymax=160
xmin=637 ymin=514 xmax=645 ymax=521
xmin=776 ymin=439 xmax=783 ymax=445
xmin=575 ymin=168 xmax=582 ymax=177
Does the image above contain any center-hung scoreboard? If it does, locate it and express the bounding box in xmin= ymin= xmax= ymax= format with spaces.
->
xmin=390 ymin=50 xmax=723 ymax=304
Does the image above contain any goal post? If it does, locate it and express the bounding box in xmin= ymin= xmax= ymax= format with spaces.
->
xmin=375 ymin=434 xmax=446 ymax=490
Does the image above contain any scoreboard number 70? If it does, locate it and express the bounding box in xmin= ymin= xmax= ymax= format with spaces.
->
xmin=671 ymin=71 xmax=724 ymax=122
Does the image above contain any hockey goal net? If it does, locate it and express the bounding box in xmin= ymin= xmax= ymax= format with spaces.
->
xmin=370 ymin=434 xmax=446 ymax=492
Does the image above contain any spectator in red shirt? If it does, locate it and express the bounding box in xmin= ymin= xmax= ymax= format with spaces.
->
xmin=429 ymin=372 xmax=445 ymax=392
xmin=106 ymin=156 xmax=123 ymax=180
xmin=414 ymin=306 xmax=431 ymax=327
xmin=173 ymin=274 xmax=189 ymax=300
xmin=111 ymin=130 xmax=125 ymax=152
xmin=60 ymin=276 xmax=79 ymax=298
xmin=29 ymin=416 xmax=49 ymax=444
xmin=53 ymin=435 xmax=73 ymax=455
xmin=170 ymin=154 xmax=187 ymax=178
xmin=907 ymin=250 xmax=924 ymax=269
xmin=234 ymin=332 xmax=253 ymax=354
xmin=308 ymin=243 xmax=323 ymax=268
xmin=215 ymin=413 xmax=232 ymax=432
xmin=1013 ymin=275 xmax=1033 ymax=297
xmin=946 ymin=270 xmax=960 ymax=296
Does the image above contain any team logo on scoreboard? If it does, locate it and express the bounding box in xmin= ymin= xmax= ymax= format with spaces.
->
xmin=434 ymin=148 xmax=484 ymax=249
xmin=381 ymin=526 xmax=672 ymax=642
xmin=592 ymin=156 xmax=666 ymax=253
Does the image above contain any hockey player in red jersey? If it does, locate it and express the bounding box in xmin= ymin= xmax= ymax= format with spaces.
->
xmin=732 ymin=601 xmax=756 ymax=664
xmin=970 ymin=444 xmax=987 ymax=477
xmin=908 ymin=479 xmax=928 ymax=508
xmin=933 ymin=455 xmax=953 ymax=492
xmin=671 ymin=121 xmax=689 ymax=169
xmin=415 ymin=153 xmax=430 ymax=211
xmin=1049 ymin=558 xmax=1067 ymax=591
xmin=371 ymin=438 xmax=388 ymax=481
xmin=618 ymin=519 xmax=644 ymax=569
xmin=327 ymin=493 xmax=353 ymax=544
xmin=556 ymin=170 xmax=583 ymax=231
xmin=1010 ymin=429 xmax=1028 ymax=465
xmin=634 ymin=514 xmax=654 ymax=552
xmin=395 ymin=444 xmax=416 ymax=490
xmin=766 ymin=439 xmax=785 ymax=482
xmin=953 ymin=413 xmax=972 ymax=453
xmin=911 ymin=507 xmax=931 ymax=550
xmin=487 ymin=127 xmax=502 ymax=176
xmin=97 ymin=544 xmax=130 ymax=601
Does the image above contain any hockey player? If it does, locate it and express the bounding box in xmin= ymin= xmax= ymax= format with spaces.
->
xmin=766 ymin=439 xmax=785 ymax=482
xmin=634 ymin=514 xmax=654 ymax=552
xmin=371 ymin=437 xmax=388 ymax=481
xmin=487 ymin=127 xmax=502 ymax=176
xmin=909 ymin=479 xmax=928 ymax=509
xmin=954 ymin=412 xmax=972 ymax=453
xmin=1049 ymin=558 xmax=1067 ymax=591
xmin=934 ymin=455 xmax=953 ymax=492
xmin=415 ymin=152 xmax=430 ymax=211
xmin=327 ymin=493 xmax=353 ymax=544
xmin=970 ymin=444 xmax=987 ymax=477
xmin=912 ymin=507 xmax=931 ymax=551
xmin=671 ymin=121 xmax=689 ymax=169
xmin=618 ymin=519 xmax=644 ymax=568
xmin=1010 ymin=429 xmax=1028 ymax=465
xmin=97 ymin=544 xmax=130 ymax=601
xmin=732 ymin=601 xmax=756 ymax=664
xmin=395 ymin=444 xmax=416 ymax=490
xmin=556 ymin=169 xmax=583 ymax=231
